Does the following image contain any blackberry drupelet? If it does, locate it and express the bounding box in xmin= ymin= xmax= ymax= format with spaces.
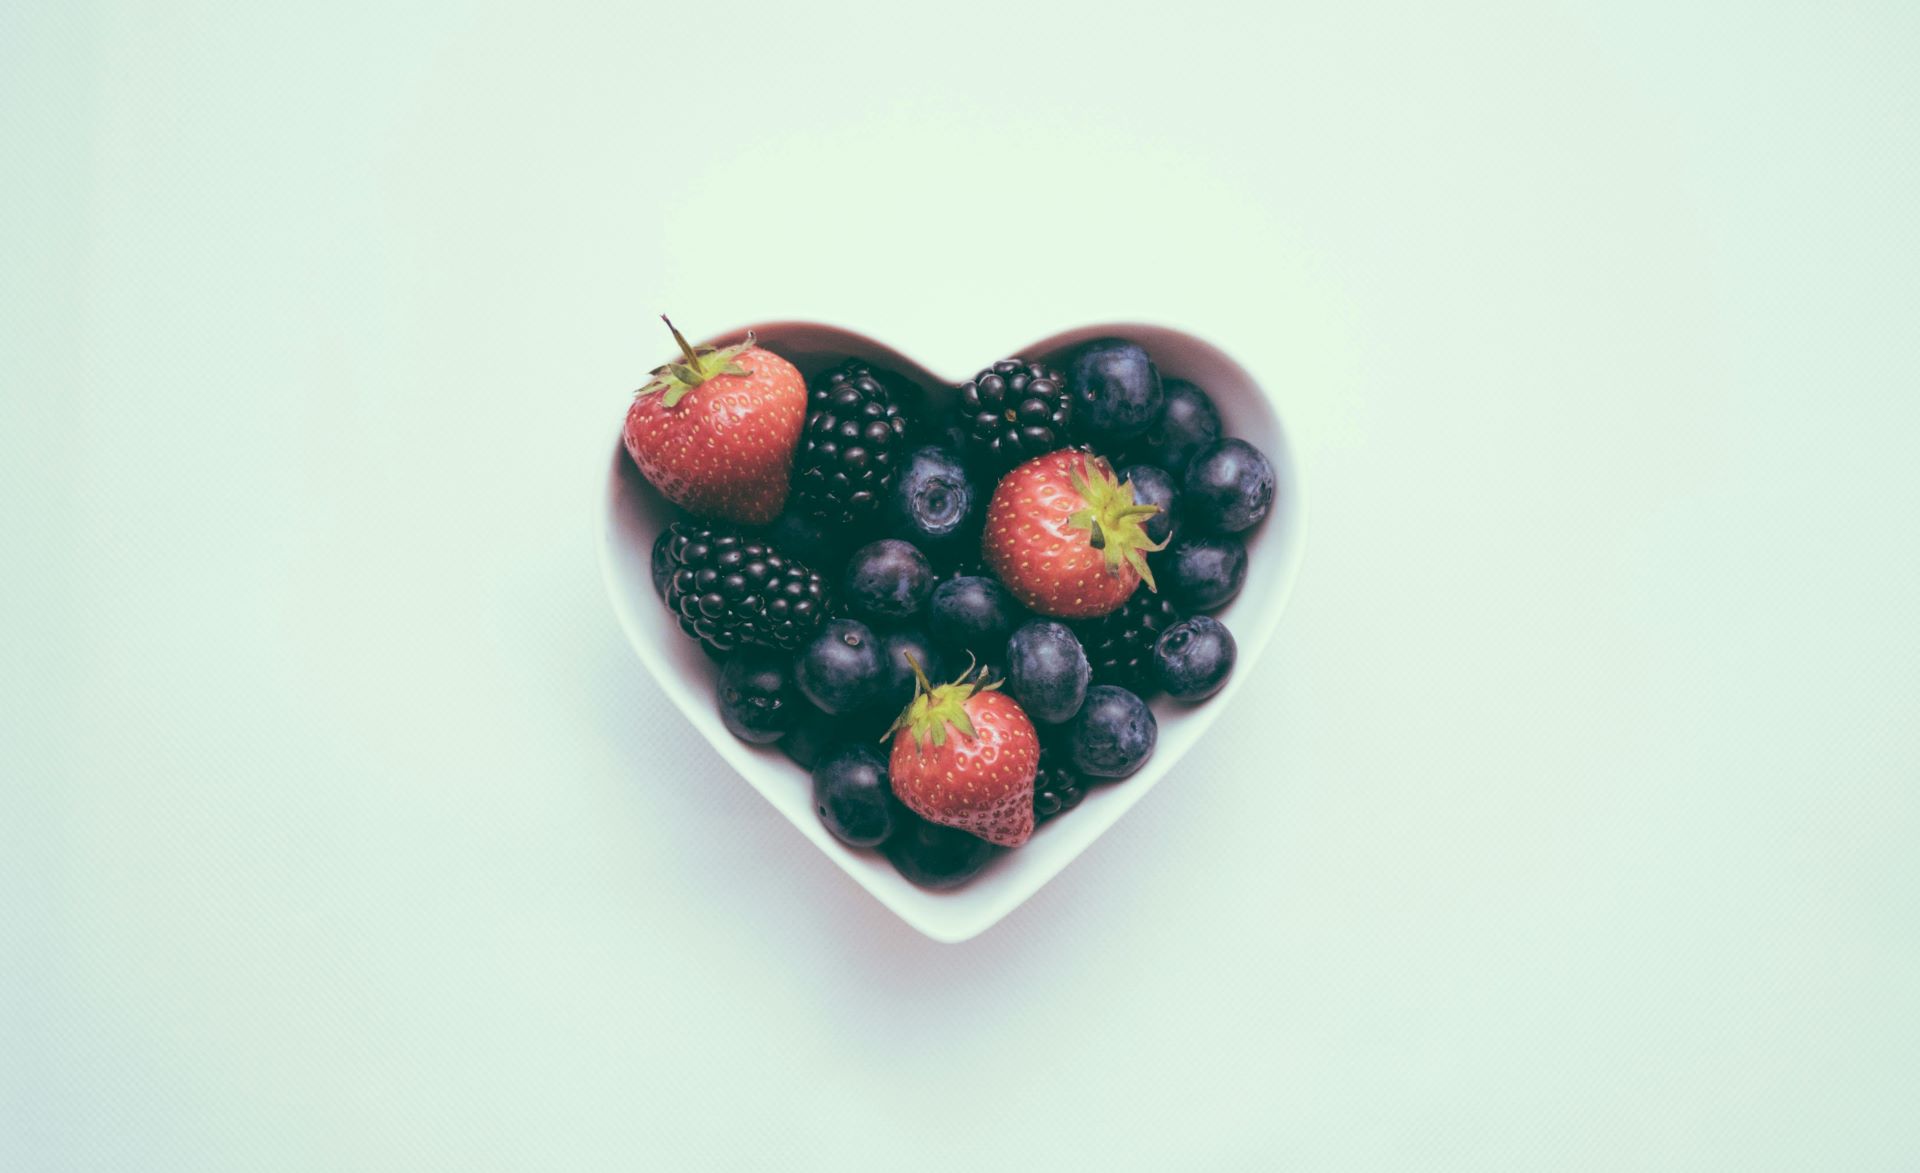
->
xmin=793 ymin=361 xmax=909 ymax=527
xmin=1033 ymin=741 xmax=1087 ymax=822
xmin=659 ymin=521 xmax=829 ymax=655
xmin=1076 ymin=591 xmax=1183 ymax=692
xmin=958 ymin=358 xmax=1072 ymax=472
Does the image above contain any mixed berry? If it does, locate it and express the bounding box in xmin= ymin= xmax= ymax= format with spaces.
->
xmin=622 ymin=320 xmax=1278 ymax=891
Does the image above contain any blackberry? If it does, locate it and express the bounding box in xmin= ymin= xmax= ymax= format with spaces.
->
xmin=659 ymin=521 xmax=829 ymax=655
xmin=1033 ymin=741 xmax=1086 ymax=822
xmin=1076 ymin=591 xmax=1182 ymax=693
xmin=794 ymin=361 xmax=909 ymax=527
xmin=650 ymin=527 xmax=676 ymax=599
xmin=958 ymin=358 xmax=1071 ymax=472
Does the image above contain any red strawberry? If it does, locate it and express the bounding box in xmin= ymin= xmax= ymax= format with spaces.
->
xmin=982 ymin=450 xmax=1168 ymax=619
xmin=887 ymin=661 xmax=1040 ymax=848
xmin=623 ymin=317 xmax=805 ymax=525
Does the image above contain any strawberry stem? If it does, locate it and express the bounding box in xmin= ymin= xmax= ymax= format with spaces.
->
xmin=886 ymin=659 xmax=998 ymax=752
xmin=633 ymin=318 xmax=759 ymax=409
xmin=903 ymin=650 xmax=935 ymax=694
xmin=1061 ymin=455 xmax=1168 ymax=590
xmin=662 ymin=314 xmax=701 ymax=367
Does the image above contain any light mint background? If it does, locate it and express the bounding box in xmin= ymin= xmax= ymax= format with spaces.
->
xmin=4 ymin=1 xmax=1916 ymax=1169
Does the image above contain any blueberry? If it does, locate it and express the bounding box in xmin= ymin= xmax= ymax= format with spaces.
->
xmin=838 ymin=700 xmax=900 ymax=745
xmin=801 ymin=695 xmax=898 ymax=760
xmin=651 ymin=528 xmax=675 ymax=599
xmin=766 ymin=507 xmax=851 ymax=570
xmin=1183 ymin=439 xmax=1276 ymax=534
xmin=1153 ymin=616 xmax=1236 ymax=702
xmin=876 ymin=628 xmax=942 ymax=713
xmin=715 ymin=649 xmax=802 ymax=744
xmin=1005 ymin=621 xmax=1091 ymax=724
xmin=886 ymin=445 xmax=981 ymax=556
xmin=1065 ymin=338 xmax=1164 ymax=443
xmin=812 ymin=743 xmax=898 ymax=847
xmin=883 ymin=812 xmax=995 ymax=889
xmin=1131 ymin=379 xmax=1221 ymax=475
xmin=928 ymin=575 xmax=1022 ymax=653
xmin=779 ymin=705 xmax=847 ymax=769
xmin=938 ymin=418 xmax=971 ymax=453
xmin=1166 ymin=535 xmax=1247 ymax=612
xmin=1118 ymin=463 xmax=1179 ymax=546
xmin=1065 ymin=685 xmax=1157 ymax=778
xmin=843 ymin=539 xmax=934 ymax=624
xmin=795 ymin=618 xmax=887 ymax=716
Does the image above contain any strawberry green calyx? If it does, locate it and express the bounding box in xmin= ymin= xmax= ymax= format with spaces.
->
xmin=635 ymin=315 xmax=757 ymax=408
xmin=886 ymin=654 xmax=1002 ymax=753
xmin=1066 ymin=455 xmax=1169 ymax=591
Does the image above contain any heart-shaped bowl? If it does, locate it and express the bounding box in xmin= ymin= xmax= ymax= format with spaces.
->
xmin=599 ymin=321 xmax=1306 ymax=942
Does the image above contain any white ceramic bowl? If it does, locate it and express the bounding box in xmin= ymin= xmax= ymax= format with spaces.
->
xmin=599 ymin=321 xmax=1307 ymax=942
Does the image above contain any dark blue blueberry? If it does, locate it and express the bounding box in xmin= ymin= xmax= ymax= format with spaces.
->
xmin=876 ymin=628 xmax=942 ymax=714
xmin=886 ymin=445 xmax=981 ymax=556
xmin=1065 ymin=338 xmax=1164 ymax=443
xmin=842 ymin=539 xmax=934 ymax=624
xmin=1118 ymin=462 xmax=1179 ymax=547
xmin=812 ymin=695 xmax=900 ymax=756
xmin=928 ymin=575 xmax=1023 ymax=654
xmin=1153 ymin=615 xmax=1236 ymax=702
xmin=1130 ymin=379 xmax=1221 ymax=476
xmin=812 ymin=743 xmax=899 ymax=847
xmin=1005 ymin=620 xmax=1091 ymax=724
xmin=716 ymin=649 xmax=802 ymax=744
xmin=883 ymin=811 xmax=995 ymax=889
xmin=1065 ymin=685 xmax=1157 ymax=778
xmin=838 ymin=700 xmax=901 ymax=745
xmin=779 ymin=705 xmax=848 ymax=770
xmin=794 ymin=618 xmax=887 ymax=716
xmin=1166 ymin=534 xmax=1247 ymax=612
xmin=1183 ymin=439 xmax=1276 ymax=534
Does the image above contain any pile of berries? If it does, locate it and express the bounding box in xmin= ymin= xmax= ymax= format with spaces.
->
xmin=624 ymin=320 xmax=1276 ymax=890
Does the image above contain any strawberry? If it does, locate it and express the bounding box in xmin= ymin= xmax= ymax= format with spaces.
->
xmin=887 ymin=660 xmax=1040 ymax=848
xmin=623 ymin=317 xmax=805 ymax=525
xmin=982 ymin=450 xmax=1168 ymax=619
